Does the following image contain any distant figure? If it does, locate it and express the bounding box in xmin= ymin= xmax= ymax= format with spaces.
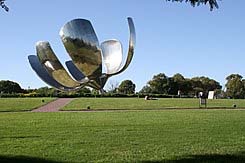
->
xmin=145 ymin=95 xmax=149 ymax=100
xmin=178 ymin=90 xmax=181 ymax=97
xmin=144 ymin=95 xmax=158 ymax=100
xmin=199 ymin=92 xmax=203 ymax=98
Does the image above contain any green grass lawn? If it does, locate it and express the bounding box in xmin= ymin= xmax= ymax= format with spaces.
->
xmin=0 ymin=110 xmax=245 ymax=162
xmin=1 ymin=98 xmax=244 ymax=112
xmin=0 ymin=98 xmax=55 ymax=112
xmin=62 ymin=98 xmax=245 ymax=111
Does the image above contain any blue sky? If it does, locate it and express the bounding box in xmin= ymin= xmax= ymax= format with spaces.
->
xmin=0 ymin=0 xmax=245 ymax=91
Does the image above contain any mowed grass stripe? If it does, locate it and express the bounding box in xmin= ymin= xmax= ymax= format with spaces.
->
xmin=0 ymin=110 xmax=245 ymax=162
xmin=0 ymin=98 xmax=56 ymax=112
xmin=62 ymin=98 xmax=245 ymax=111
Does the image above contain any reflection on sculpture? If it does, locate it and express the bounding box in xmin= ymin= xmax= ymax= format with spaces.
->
xmin=28 ymin=17 xmax=136 ymax=92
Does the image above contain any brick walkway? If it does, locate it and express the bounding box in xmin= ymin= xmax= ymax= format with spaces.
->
xmin=31 ymin=98 xmax=74 ymax=112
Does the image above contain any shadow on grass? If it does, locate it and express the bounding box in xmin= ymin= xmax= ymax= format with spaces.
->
xmin=0 ymin=136 xmax=41 ymax=140
xmin=0 ymin=155 xmax=67 ymax=163
xmin=142 ymin=153 xmax=245 ymax=163
xmin=1 ymin=153 xmax=245 ymax=163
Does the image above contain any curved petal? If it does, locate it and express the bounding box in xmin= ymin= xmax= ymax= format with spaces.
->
xmin=59 ymin=19 xmax=102 ymax=79
xmin=101 ymin=39 xmax=123 ymax=74
xmin=65 ymin=60 xmax=102 ymax=90
xmin=36 ymin=41 xmax=81 ymax=88
xmin=65 ymin=60 xmax=86 ymax=81
xmin=28 ymin=55 xmax=77 ymax=91
xmin=107 ymin=17 xmax=136 ymax=77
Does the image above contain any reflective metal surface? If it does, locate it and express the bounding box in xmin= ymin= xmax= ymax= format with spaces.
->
xmin=107 ymin=17 xmax=136 ymax=77
xmin=60 ymin=19 xmax=102 ymax=79
xmin=28 ymin=55 xmax=75 ymax=91
xmin=65 ymin=60 xmax=85 ymax=81
xmin=65 ymin=60 xmax=99 ymax=89
xmin=65 ymin=60 xmax=103 ymax=90
xmin=36 ymin=41 xmax=81 ymax=88
xmin=28 ymin=17 xmax=136 ymax=92
xmin=101 ymin=39 xmax=123 ymax=74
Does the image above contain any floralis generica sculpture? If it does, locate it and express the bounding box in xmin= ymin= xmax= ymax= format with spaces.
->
xmin=28 ymin=17 xmax=136 ymax=92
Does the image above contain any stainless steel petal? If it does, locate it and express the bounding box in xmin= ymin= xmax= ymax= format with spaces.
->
xmin=28 ymin=55 xmax=75 ymax=91
xmin=59 ymin=19 xmax=102 ymax=79
xmin=65 ymin=60 xmax=85 ymax=81
xmin=101 ymin=39 xmax=123 ymax=74
xmin=36 ymin=41 xmax=81 ymax=88
xmin=107 ymin=17 xmax=136 ymax=77
xmin=65 ymin=60 xmax=101 ymax=90
xmin=29 ymin=18 xmax=135 ymax=92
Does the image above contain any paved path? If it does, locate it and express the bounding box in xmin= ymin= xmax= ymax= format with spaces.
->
xmin=31 ymin=98 xmax=74 ymax=112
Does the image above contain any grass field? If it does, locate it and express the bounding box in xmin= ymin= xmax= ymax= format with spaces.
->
xmin=62 ymin=98 xmax=245 ymax=111
xmin=0 ymin=110 xmax=245 ymax=162
xmin=1 ymin=98 xmax=245 ymax=112
xmin=0 ymin=98 xmax=55 ymax=112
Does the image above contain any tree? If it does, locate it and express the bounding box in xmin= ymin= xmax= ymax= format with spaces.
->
xmin=0 ymin=0 xmax=9 ymax=12
xmin=226 ymin=74 xmax=243 ymax=81
xmin=77 ymin=87 xmax=91 ymax=94
xmin=106 ymin=80 xmax=119 ymax=93
xmin=225 ymin=74 xmax=245 ymax=99
xmin=166 ymin=0 xmax=219 ymax=11
xmin=147 ymin=73 xmax=170 ymax=94
xmin=139 ymin=85 xmax=152 ymax=94
xmin=0 ymin=80 xmax=23 ymax=93
xmin=170 ymin=73 xmax=184 ymax=94
xmin=190 ymin=76 xmax=221 ymax=96
xmin=142 ymin=73 xmax=186 ymax=95
xmin=35 ymin=86 xmax=56 ymax=96
xmin=141 ymin=72 xmax=222 ymax=96
xmin=118 ymin=80 xmax=136 ymax=94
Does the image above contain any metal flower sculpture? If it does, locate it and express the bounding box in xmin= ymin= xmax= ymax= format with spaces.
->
xmin=28 ymin=17 xmax=136 ymax=92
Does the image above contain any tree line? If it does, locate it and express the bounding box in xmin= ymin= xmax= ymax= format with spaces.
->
xmin=137 ymin=73 xmax=245 ymax=99
xmin=139 ymin=73 xmax=222 ymax=97
xmin=1 ymin=73 xmax=245 ymax=99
